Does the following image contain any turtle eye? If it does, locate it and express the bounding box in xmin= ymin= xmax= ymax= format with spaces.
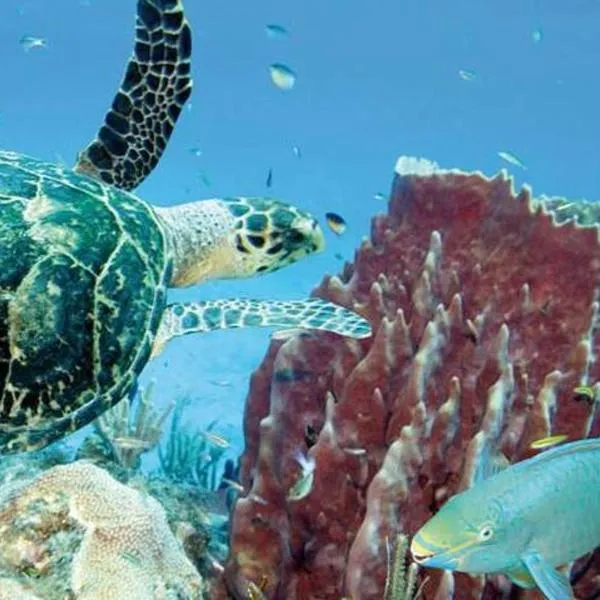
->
xmin=285 ymin=229 xmax=305 ymax=245
xmin=478 ymin=526 xmax=494 ymax=541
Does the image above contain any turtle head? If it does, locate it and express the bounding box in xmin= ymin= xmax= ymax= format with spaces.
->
xmin=223 ymin=197 xmax=325 ymax=277
xmin=158 ymin=197 xmax=325 ymax=287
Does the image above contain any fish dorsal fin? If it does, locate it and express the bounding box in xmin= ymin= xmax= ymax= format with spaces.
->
xmin=521 ymin=550 xmax=574 ymax=600
xmin=472 ymin=446 xmax=510 ymax=485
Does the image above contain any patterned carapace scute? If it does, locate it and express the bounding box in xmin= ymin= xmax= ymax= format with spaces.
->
xmin=217 ymin=157 xmax=600 ymax=599
xmin=0 ymin=152 xmax=168 ymax=454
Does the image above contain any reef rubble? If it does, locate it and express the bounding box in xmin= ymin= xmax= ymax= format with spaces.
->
xmin=220 ymin=157 xmax=600 ymax=599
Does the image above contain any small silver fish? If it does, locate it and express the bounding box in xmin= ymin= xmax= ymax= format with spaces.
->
xmin=325 ymin=212 xmax=347 ymax=235
xmin=532 ymin=28 xmax=543 ymax=43
xmin=188 ymin=147 xmax=202 ymax=156
xmin=498 ymin=150 xmax=527 ymax=170
xmin=265 ymin=24 xmax=288 ymax=39
xmin=498 ymin=150 xmax=527 ymax=171
xmin=373 ymin=192 xmax=386 ymax=201
xmin=201 ymin=431 xmax=230 ymax=449
xmin=342 ymin=447 xmax=367 ymax=456
xmin=222 ymin=477 xmax=245 ymax=493
xmin=20 ymin=36 xmax=47 ymax=52
xmin=458 ymin=68 xmax=477 ymax=82
xmin=269 ymin=63 xmax=296 ymax=91
xmin=113 ymin=436 xmax=153 ymax=451
xmin=287 ymin=450 xmax=316 ymax=501
xmin=292 ymin=145 xmax=302 ymax=159
xmin=208 ymin=378 xmax=233 ymax=388
xmin=206 ymin=552 xmax=225 ymax=574
xmin=266 ymin=167 xmax=273 ymax=188
xmin=249 ymin=493 xmax=269 ymax=506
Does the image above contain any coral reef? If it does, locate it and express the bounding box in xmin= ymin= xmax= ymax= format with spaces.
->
xmin=0 ymin=579 xmax=42 ymax=600
xmin=159 ymin=396 xmax=229 ymax=490
xmin=0 ymin=461 xmax=207 ymax=599
xmin=220 ymin=157 xmax=600 ymax=599
xmin=95 ymin=380 xmax=174 ymax=472
xmin=76 ymin=381 xmax=174 ymax=480
xmin=0 ymin=384 xmax=235 ymax=598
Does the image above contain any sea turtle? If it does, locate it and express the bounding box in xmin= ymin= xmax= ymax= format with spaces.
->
xmin=0 ymin=0 xmax=371 ymax=454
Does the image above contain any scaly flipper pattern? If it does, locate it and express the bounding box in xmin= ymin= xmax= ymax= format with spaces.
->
xmin=75 ymin=0 xmax=192 ymax=190
xmin=151 ymin=298 xmax=372 ymax=356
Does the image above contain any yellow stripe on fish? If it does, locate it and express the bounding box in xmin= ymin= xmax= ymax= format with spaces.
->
xmin=530 ymin=434 xmax=568 ymax=450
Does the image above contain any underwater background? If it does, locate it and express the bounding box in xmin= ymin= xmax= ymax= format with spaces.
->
xmin=1 ymin=0 xmax=600 ymax=458
xmin=2 ymin=1 xmax=600 ymax=598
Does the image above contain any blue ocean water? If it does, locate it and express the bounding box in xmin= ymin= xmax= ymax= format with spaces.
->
xmin=1 ymin=0 xmax=599 ymax=462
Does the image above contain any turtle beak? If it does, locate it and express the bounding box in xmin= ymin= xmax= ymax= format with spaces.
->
xmin=312 ymin=219 xmax=325 ymax=253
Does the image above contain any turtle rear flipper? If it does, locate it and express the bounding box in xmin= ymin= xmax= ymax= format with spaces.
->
xmin=75 ymin=0 xmax=192 ymax=191
xmin=151 ymin=298 xmax=372 ymax=357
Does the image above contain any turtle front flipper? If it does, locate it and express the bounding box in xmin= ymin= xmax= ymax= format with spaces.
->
xmin=151 ymin=298 xmax=372 ymax=356
xmin=75 ymin=0 xmax=192 ymax=191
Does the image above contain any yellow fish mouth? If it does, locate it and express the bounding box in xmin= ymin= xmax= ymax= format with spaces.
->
xmin=410 ymin=533 xmax=462 ymax=569
xmin=410 ymin=536 xmax=437 ymax=563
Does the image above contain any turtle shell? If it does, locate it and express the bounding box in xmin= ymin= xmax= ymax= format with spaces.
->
xmin=0 ymin=151 xmax=169 ymax=453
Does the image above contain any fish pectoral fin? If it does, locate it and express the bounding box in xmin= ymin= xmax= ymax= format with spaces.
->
xmin=506 ymin=565 xmax=536 ymax=589
xmin=521 ymin=550 xmax=574 ymax=600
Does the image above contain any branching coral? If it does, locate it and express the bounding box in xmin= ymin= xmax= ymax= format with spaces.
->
xmin=92 ymin=380 xmax=174 ymax=472
xmin=218 ymin=157 xmax=600 ymax=599
xmin=0 ymin=461 xmax=206 ymax=599
xmin=159 ymin=396 xmax=228 ymax=489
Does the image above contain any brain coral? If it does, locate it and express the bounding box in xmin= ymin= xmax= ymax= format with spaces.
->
xmin=0 ymin=461 xmax=206 ymax=599
xmin=220 ymin=157 xmax=600 ymax=599
xmin=0 ymin=579 xmax=41 ymax=600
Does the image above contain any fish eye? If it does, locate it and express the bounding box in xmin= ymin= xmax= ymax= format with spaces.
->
xmin=478 ymin=526 xmax=494 ymax=540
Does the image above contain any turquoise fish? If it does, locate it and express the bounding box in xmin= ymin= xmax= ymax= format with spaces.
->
xmin=410 ymin=438 xmax=600 ymax=599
